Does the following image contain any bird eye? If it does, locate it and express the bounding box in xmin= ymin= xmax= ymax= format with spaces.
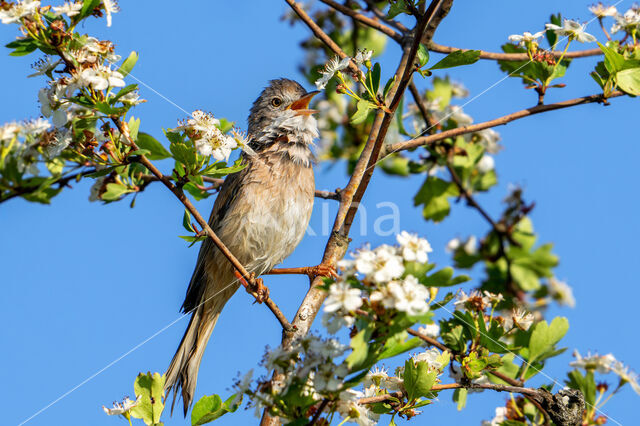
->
xmin=271 ymin=98 xmax=283 ymax=107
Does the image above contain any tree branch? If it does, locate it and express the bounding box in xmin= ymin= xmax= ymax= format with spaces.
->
xmin=426 ymin=42 xmax=603 ymax=61
xmin=342 ymin=1 xmax=445 ymax=232
xmin=383 ymin=91 xmax=625 ymax=155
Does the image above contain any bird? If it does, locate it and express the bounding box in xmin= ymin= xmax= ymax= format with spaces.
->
xmin=165 ymin=78 xmax=324 ymax=415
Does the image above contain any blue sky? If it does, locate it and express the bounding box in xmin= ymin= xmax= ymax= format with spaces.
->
xmin=1 ymin=1 xmax=639 ymax=425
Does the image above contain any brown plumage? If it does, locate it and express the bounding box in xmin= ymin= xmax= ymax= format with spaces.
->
xmin=165 ymin=79 xmax=319 ymax=415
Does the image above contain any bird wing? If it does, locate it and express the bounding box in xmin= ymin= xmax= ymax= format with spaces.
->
xmin=180 ymin=165 xmax=246 ymax=313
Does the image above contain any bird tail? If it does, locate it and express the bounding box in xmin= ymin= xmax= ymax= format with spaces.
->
xmin=164 ymin=298 xmax=225 ymax=416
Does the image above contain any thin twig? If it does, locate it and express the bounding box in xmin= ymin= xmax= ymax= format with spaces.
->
xmin=285 ymin=0 xmax=362 ymax=76
xmin=318 ymin=0 xmax=402 ymax=41
xmin=407 ymin=328 xmax=448 ymax=352
xmin=358 ymin=382 xmax=541 ymax=405
xmin=383 ymin=91 xmax=625 ymax=155
xmin=426 ymin=42 xmax=603 ymax=61
xmin=362 ymin=0 xmax=409 ymax=32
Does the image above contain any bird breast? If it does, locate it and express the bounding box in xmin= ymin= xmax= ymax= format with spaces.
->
xmin=215 ymin=150 xmax=315 ymax=275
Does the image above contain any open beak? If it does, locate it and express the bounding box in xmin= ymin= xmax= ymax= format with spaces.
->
xmin=289 ymin=91 xmax=320 ymax=116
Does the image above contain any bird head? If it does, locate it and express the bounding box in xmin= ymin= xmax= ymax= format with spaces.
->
xmin=247 ymin=79 xmax=320 ymax=145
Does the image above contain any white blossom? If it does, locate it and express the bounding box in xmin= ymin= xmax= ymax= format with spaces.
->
xmin=549 ymin=277 xmax=576 ymax=308
xmin=481 ymin=406 xmax=508 ymax=426
xmin=387 ymin=275 xmax=430 ymax=315
xmin=353 ymin=244 xmax=404 ymax=283
xmin=81 ymin=65 xmax=125 ymax=90
xmin=412 ymin=347 xmax=445 ymax=370
xmin=45 ymin=128 xmax=72 ymax=158
xmin=396 ymin=231 xmax=432 ymax=263
xmin=417 ymin=323 xmax=440 ymax=338
xmin=324 ymin=281 xmax=363 ymax=313
xmin=508 ymin=30 xmax=545 ymax=47
xmin=476 ymin=154 xmax=495 ymax=173
xmin=545 ymin=19 xmax=597 ymax=43
xmin=102 ymin=395 xmax=141 ymax=416
xmin=454 ymin=290 xmax=491 ymax=312
xmin=451 ymin=81 xmax=469 ymax=98
xmin=363 ymin=366 xmax=389 ymax=388
xmin=611 ymin=7 xmax=640 ymax=34
xmin=570 ymin=350 xmax=617 ymax=374
xmin=354 ymin=49 xmax=373 ymax=65
xmin=322 ymin=311 xmax=355 ymax=334
xmin=445 ymin=237 xmax=461 ymax=253
xmin=589 ymin=3 xmax=618 ymax=18
xmin=174 ymin=111 xmax=238 ymax=161
xmin=511 ymin=307 xmax=534 ymax=331
xmin=52 ymin=1 xmax=83 ymax=17
xmin=336 ymin=390 xmax=379 ymax=426
xmin=315 ymin=56 xmax=350 ymax=89
xmin=0 ymin=0 xmax=40 ymax=24
xmin=89 ymin=176 xmax=107 ymax=201
xmin=463 ymin=235 xmax=478 ymax=255
xmin=611 ymin=361 xmax=640 ymax=395
xmin=476 ymin=128 xmax=502 ymax=154
xmin=382 ymin=375 xmax=404 ymax=392
xmin=448 ymin=105 xmax=473 ymax=126
xmin=28 ymin=57 xmax=61 ymax=78
xmin=103 ymin=0 xmax=119 ymax=27
xmin=314 ymin=363 xmax=348 ymax=391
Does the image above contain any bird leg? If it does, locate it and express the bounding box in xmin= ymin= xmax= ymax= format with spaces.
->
xmin=267 ymin=263 xmax=338 ymax=280
xmin=234 ymin=270 xmax=269 ymax=304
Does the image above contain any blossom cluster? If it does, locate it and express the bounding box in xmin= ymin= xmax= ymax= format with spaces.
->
xmin=323 ymin=231 xmax=435 ymax=334
xmin=172 ymin=110 xmax=239 ymax=161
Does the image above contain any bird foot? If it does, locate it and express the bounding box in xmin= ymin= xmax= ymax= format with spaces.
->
xmin=306 ymin=263 xmax=338 ymax=279
xmin=234 ymin=270 xmax=270 ymax=304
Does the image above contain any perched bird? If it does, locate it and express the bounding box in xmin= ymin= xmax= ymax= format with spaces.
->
xmin=165 ymin=79 xmax=321 ymax=415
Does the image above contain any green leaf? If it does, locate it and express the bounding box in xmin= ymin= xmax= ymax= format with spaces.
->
xmin=6 ymin=38 xmax=37 ymax=56
xmin=417 ymin=44 xmax=430 ymax=68
xmin=380 ymin=156 xmax=409 ymax=176
xmin=371 ymin=62 xmax=381 ymax=95
xmin=137 ymin=133 xmax=171 ymax=160
xmin=130 ymin=372 xmax=165 ymax=425
xmin=170 ymin=142 xmax=197 ymax=169
xmin=128 ymin=116 xmax=141 ymax=142
xmin=113 ymin=84 xmax=139 ymax=102
xmin=546 ymin=13 xmax=562 ymax=49
xmin=100 ymin=183 xmax=131 ymax=201
xmin=528 ymin=317 xmax=569 ymax=362
xmin=191 ymin=393 xmax=241 ymax=425
xmin=386 ymin=1 xmax=410 ymax=19
xmin=616 ymin=68 xmax=640 ymax=96
xmin=379 ymin=333 xmax=423 ymax=360
xmin=429 ymin=50 xmax=481 ymax=70
xmin=414 ymin=177 xmax=459 ymax=223
xmin=383 ymin=76 xmax=396 ymax=99
xmin=351 ymin=99 xmax=375 ymax=125
xmin=346 ymin=327 xmax=373 ymax=370
xmin=453 ymin=388 xmax=467 ymax=410
xmin=79 ymin=0 xmax=101 ymax=20
xmin=598 ymin=42 xmax=626 ymax=74
xmin=403 ymin=360 xmax=437 ymax=401
xmin=183 ymin=209 xmax=195 ymax=232
xmin=118 ymin=51 xmax=139 ymax=77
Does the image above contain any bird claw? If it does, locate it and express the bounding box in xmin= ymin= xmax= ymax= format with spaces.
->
xmin=234 ymin=271 xmax=270 ymax=304
xmin=247 ymin=273 xmax=269 ymax=304
xmin=307 ymin=263 xmax=338 ymax=280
